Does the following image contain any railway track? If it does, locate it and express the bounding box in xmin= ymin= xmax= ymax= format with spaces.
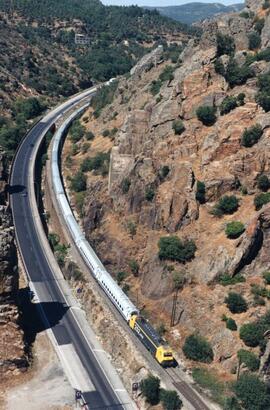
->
xmin=165 ymin=368 xmax=211 ymax=410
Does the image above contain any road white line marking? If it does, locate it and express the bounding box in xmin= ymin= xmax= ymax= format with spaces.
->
xmin=57 ymin=344 xmax=95 ymax=392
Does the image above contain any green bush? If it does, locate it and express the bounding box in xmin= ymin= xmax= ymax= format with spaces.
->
xmin=140 ymin=375 xmax=160 ymax=405
xmin=196 ymin=106 xmax=217 ymax=126
xmin=254 ymin=192 xmax=270 ymax=210
xmin=239 ymin=11 xmax=250 ymax=19
xmin=233 ymin=374 xmax=270 ymax=410
xmin=226 ymin=318 xmax=237 ymax=331
xmin=129 ymin=259 xmax=139 ymax=276
xmin=225 ymin=292 xmax=248 ymax=314
xmin=91 ymin=80 xmax=118 ymax=117
xmin=254 ymin=294 xmax=266 ymax=306
xmin=257 ymin=48 xmax=270 ymax=62
xmin=102 ymin=129 xmax=110 ymax=137
xmin=121 ymin=177 xmax=131 ymax=194
xmin=240 ymin=322 xmax=264 ymax=347
xmin=71 ymin=143 xmax=79 ymax=156
xmin=251 ymin=285 xmax=270 ymax=305
xmin=80 ymin=152 xmax=110 ymax=174
xmin=214 ymin=58 xmax=225 ymax=76
xmin=216 ymin=32 xmax=235 ymax=57
xmin=220 ymin=96 xmax=238 ymax=115
xmin=159 ymin=65 xmax=175 ymax=83
xmin=218 ymin=273 xmax=246 ymax=286
xmin=237 ymin=349 xmax=260 ymax=371
xmin=127 ymin=220 xmax=136 ymax=237
xmin=241 ymin=124 xmax=263 ymax=147
xmin=223 ymin=397 xmax=242 ymax=410
xmin=215 ymin=195 xmax=239 ymax=215
xmin=160 ymin=390 xmax=182 ymax=410
xmin=160 ymin=165 xmax=170 ymax=180
xmin=75 ymin=191 xmax=86 ymax=217
xmin=70 ymin=120 xmax=85 ymax=143
xmin=225 ymin=221 xmax=245 ymax=239
xmin=70 ymin=171 xmax=87 ymax=192
xmin=150 ymin=79 xmax=162 ymax=96
xmin=256 ymin=72 xmax=270 ymax=112
xmin=263 ymin=271 xmax=270 ymax=285
xmin=254 ymin=19 xmax=265 ymax=34
xmin=237 ymin=93 xmax=246 ymax=106
xmin=249 ymin=32 xmax=261 ymax=50
xmin=183 ymin=334 xmax=214 ymax=363
xmin=48 ymin=233 xmax=60 ymax=249
xmin=219 ymin=94 xmax=245 ymax=115
xmin=158 ymin=236 xmax=196 ymax=263
xmin=225 ymin=59 xmax=254 ymax=88
xmin=116 ymin=271 xmax=127 ymax=284
xmin=257 ymin=175 xmax=270 ymax=192
xmin=172 ymin=119 xmax=185 ymax=135
xmin=256 ymin=91 xmax=270 ymax=112
xmin=173 ymin=271 xmax=186 ymax=290
xmin=81 ymin=142 xmax=90 ymax=154
xmin=196 ymin=181 xmax=206 ymax=204
xmin=145 ymin=186 xmax=155 ymax=201
xmin=122 ymin=283 xmax=130 ymax=294
xmin=150 ymin=66 xmax=175 ymax=95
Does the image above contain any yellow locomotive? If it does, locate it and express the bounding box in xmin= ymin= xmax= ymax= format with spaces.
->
xmin=129 ymin=314 xmax=174 ymax=367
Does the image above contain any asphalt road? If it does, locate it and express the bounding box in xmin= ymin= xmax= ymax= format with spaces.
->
xmin=10 ymin=100 xmax=124 ymax=410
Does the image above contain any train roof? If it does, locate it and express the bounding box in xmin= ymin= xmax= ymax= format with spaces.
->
xmin=137 ymin=316 xmax=163 ymax=347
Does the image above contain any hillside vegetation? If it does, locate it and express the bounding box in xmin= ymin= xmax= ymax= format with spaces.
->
xmin=0 ymin=0 xmax=196 ymax=83
xmin=0 ymin=0 xmax=196 ymax=157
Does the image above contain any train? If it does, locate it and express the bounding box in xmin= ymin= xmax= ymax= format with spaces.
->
xmin=51 ymin=93 xmax=175 ymax=367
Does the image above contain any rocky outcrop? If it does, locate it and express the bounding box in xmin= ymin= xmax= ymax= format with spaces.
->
xmin=200 ymin=11 xmax=253 ymax=52
xmin=246 ymin=0 xmax=264 ymax=12
xmin=0 ymin=206 xmax=18 ymax=297
xmin=130 ymin=45 xmax=164 ymax=78
xmin=0 ymin=153 xmax=27 ymax=382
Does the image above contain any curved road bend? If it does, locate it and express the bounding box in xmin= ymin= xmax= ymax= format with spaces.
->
xmin=10 ymin=98 xmax=124 ymax=409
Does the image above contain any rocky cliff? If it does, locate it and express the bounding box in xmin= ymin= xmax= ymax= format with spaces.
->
xmin=63 ymin=0 xmax=270 ymax=404
xmin=0 ymin=150 xmax=27 ymax=384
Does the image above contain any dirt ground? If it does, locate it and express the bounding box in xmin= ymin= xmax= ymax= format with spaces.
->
xmin=1 ymin=333 xmax=75 ymax=410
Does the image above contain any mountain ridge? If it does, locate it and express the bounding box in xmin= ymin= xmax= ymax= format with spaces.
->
xmin=145 ymin=2 xmax=244 ymax=24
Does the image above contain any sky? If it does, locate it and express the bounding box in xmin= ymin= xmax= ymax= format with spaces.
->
xmin=101 ymin=0 xmax=243 ymax=6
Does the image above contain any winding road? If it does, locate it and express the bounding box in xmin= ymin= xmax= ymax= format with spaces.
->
xmin=9 ymin=90 xmax=128 ymax=410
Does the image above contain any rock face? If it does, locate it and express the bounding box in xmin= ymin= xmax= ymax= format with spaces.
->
xmin=0 ymin=206 xmax=18 ymax=296
xmin=64 ymin=0 xmax=270 ymax=384
xmin=130 ymin=45 xmax=164 ymax=78
xmin=245 ymin=0 xmax=264 ymax=12
xmin=0 ymin=152 xmax=27 ymax=382
xmin=261 ymin=14 xmax=270 ymax=50
xmin=0 ymin=149 xmax=8 ymax=204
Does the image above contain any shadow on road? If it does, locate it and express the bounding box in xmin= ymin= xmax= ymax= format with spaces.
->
xmin=18 ymin=287 xmax=69 ymax=355
xmin=6 ymin=184 xmax=26 ymax=195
